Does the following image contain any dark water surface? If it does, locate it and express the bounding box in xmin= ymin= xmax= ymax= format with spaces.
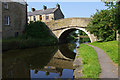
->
xmin=2 ymin=42 xmax=77 ymax=79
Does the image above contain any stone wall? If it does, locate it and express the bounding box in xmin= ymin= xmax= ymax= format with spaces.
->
xmin=46 ymin=18 xmax=91 ymax=30
xmin=28 ymin=7 xmax=64 ymax=23
xmin=2 ymin=2 xmax=27 ymax=38
xmin=42 ymin=13 xmax=54 ymax=22
xmin=28 ymin=13 xmax=54 ymax=23
xmin=0 ymin=2 xmax=2 ymax=32
xmin=0 ymin=2 xmax=2 ymax=79
xmin=46 ymin=18 xmax=98 ymax=43
xmin=48 ymin=13 xmax=54 ymax=21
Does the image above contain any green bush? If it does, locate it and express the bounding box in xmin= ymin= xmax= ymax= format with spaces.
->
xmin=3 ymin=21 xmax=58 ymax=51
xmin=25 ymin=21 xmax=54 ymax=38
xmin=87 ymin=9 xmax=116 ymax=41
xmin=25 ymin=21 xmax=58 ymax=45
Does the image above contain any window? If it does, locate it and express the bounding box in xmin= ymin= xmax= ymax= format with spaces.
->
xmin=4 ymin=16 xmax=10 ymax=25
xmin=33 ymin=16 xmax=36 ymax=21
xmin=40 ymin=15 xmax=42 ymax=20
xmin=4 ymin=2 xmax=8 ymax=9
xmin=46 ymin=15 xmax=49 ymax=20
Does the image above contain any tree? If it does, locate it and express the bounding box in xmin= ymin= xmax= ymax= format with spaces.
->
xmin=102 ymin=0 xmax=120 ymax=34
xmin=87 ymin=0 xmax=120 ymax=41
xmin=87 ymin=9 xmax=116 ymax=41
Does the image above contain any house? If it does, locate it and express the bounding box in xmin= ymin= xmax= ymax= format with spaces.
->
xmin=28 ymin=3 xmax=64 ymax=23
xmin=1 ymin=1 xmax=27 ymax=38
xmin=0 ymin=2 xmax=2 ymax=39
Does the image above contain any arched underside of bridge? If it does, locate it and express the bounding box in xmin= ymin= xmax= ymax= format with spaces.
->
xmin=52 ymin=27 xmax=98 ymax=43
xmin=46 ymin=18 xmax=98 ymax=43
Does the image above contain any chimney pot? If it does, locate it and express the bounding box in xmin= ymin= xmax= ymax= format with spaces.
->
xmin=31 ymin=8 xmax=35 ymax=12
xmin=56 ymin=3 xmax=60 ymax=8
xmin=43 ymin=5 xmax=47 ymax=10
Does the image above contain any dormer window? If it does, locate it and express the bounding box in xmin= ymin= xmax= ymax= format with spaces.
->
xmin=4 ymin=2 xmax=8 ymax=9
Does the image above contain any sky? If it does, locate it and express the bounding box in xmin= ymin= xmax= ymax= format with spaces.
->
xmin=27 ymin=2 xmax=108 ymax=18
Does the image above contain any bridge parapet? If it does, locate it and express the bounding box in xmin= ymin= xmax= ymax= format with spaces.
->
xmin=45 ymin=18 xmax=91 ymax=30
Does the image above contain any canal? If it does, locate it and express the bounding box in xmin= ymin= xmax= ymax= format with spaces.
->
xmin=2 ymin=41 xmax=78 ymax=79
xmin=2 ymin=31 xmax=90 ymax=79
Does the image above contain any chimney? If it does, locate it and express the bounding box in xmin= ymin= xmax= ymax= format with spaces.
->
xmin=31 ymin=8 xmax=36 ymax=12
xmin=56 ymin=3 xmax=60 ymax=8
xmin=43 ymin=5 xmax=47 ymax=10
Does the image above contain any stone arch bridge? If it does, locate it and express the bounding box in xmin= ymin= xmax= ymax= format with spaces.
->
xmin=46 ymin=18 xmax=98 ymax=43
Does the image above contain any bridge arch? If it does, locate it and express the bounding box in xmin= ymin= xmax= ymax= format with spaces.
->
xmin=58 ymin=27 xmax=93 ymax=42
xmin=46 ymin=18 xmax=98 ymax=43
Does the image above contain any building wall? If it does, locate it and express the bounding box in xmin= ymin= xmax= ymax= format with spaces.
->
xmin=0 ymin=2 xmax=2 ymax=32
xmin=54 ymin=8 xmax=64 ymax=20
xmin=2 ymin=2 xmax=27 ymax=38
xmin=35 ymin=15 xmax=38 ymax=21
xmin=28 ymin=16 xmax=33 ymax=23
xmin=28 ymin=13 xmax=59 ymax=23
xmin=28 ymin=16 xmax=30 ymax=23
xmin=28 ymin=8 xmax=64 ymax=23
xmin=42 ymin=14 xmax=46 ymax=22
xmin=48 ymin=13 xmax=54 ymax=21
xmin=0 ymin=2 xmax=2 ymax=79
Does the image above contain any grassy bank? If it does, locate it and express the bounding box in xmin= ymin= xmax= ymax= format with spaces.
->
xmin=2 ymin=21 xmax=58 ymax=51
xmin=2 ymin=37 xmax=58 ymax=51
xmin=77 ymin=44 xmax=101 ymax=78
xmin=90 ymin=41 xmax=118 ymax=64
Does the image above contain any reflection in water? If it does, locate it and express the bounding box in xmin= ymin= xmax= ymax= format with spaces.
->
xmin=31 ymin=69 xmax=73 ymax=78
xmin=73 ymin=39 xmax=80 ymax=53
xmin=59 ymin=44 xmax=76 ymax=59
xmin=2 ymin=46 xmax=58 ymax=78
xmin=2 ymin=44 xmax=76 ymax=79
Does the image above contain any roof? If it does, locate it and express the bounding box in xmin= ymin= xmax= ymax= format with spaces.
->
xmin=28 ymin=8 xmax=58 ymax=16
xmin=1 ymin=0 xmax=27 ymax=5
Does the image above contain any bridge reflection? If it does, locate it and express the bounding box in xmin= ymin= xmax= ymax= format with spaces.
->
xmin=2 ymin=44 xmax=76 ymax=79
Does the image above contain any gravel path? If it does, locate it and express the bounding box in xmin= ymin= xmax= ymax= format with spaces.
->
xmin=86 ymin=44 xmax=118 ymax=78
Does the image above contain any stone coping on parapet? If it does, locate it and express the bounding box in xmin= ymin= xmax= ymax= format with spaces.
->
xmin=48 ymin=17 xmax=91 ymax=22
xmin=45 ymin=17 xmax=91 ymax=30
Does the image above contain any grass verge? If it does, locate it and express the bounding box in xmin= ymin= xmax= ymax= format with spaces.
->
xmin=2 ymin=36 xmax=58 ymax=51
xmin=90 ymin=41 xmax=118 ymax=64
xmin=77 ymin=44 xmax=101 ymax=78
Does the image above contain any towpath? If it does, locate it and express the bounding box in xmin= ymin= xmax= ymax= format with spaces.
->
xmin=86 ymin=43 xmax=118 ymax=78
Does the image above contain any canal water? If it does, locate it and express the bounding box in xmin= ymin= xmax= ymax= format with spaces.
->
xmin=2 ymin=37 xmax=90 ymax=79
xmin=2 ymin=41 xmax=79 ymax=79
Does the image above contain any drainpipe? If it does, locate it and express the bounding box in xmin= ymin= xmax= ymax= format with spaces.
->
xmin=24 ymin=2 xmax=28 ymax=34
